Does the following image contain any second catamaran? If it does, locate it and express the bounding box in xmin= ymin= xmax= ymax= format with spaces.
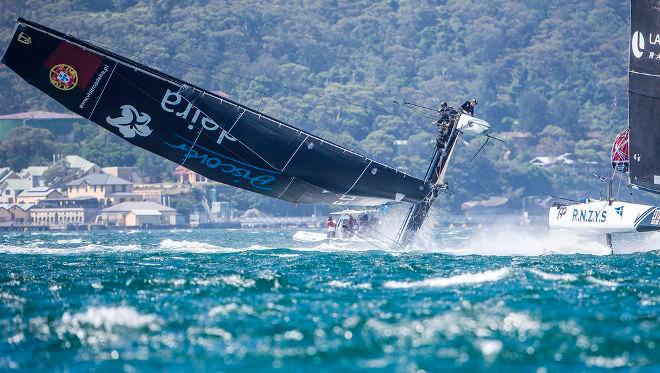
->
xmin=549 ymin=0 xmax=660 ymax=250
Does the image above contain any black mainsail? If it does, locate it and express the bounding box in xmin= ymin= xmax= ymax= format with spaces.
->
xmin=2 ymin=18 xmax=433 ymax=208
xmin=629 ymin=0 xmax=660 ymax=194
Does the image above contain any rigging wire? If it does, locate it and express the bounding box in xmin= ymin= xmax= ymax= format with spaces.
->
xmin=465 ymin=136 xmax=490 ymax=168
xmin=345 ymin=226 xmax=399 ymax=251
xmin=101 ymin=53 xmax=414 ymax=217
xmin=393 ymin=100 xmax=436 ymax=120
xmin=96 ymin=40 xmax=376 ymax=158
xmin=77 ymin=36 xmax=401 ymax=117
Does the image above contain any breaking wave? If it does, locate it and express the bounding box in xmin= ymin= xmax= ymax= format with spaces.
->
xmin=0 ymin=244 xmax=141 ymax=255
xmin=158 ymin=239 xmax=240 ymax=253
xmin=528 ymin=268 xmax=578 ymax=282
xmin=383 ymin=267 xmax=511 ymax=289
xmin=59 ymin=306 xmax=160 ymax=331
xmin=327 ymin=280 xmax=373 ymax=290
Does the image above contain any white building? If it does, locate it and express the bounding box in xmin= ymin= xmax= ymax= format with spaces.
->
xmin=64 ymin=155 xmax=103 ymax=176
xmin=101 ymin=201 xmax=177 ymax=227
xmin=30 ymin=197 xmax=100 ymax=226
xmin=19 ymin=166 xmax=49 ymax=187
xmin=0 ymin=179 xmax=31 ymax=204
xmin=16 ymin=187 xmax=62 ymax=205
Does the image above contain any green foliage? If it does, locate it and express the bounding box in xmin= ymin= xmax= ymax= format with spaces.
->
xmin=0 ymin=127 xmax=55 ymax=170
xmin=43 ymin=159 xmax=83 ymax=189
xmin=169 ymin=189 xmax=204 ymax=215
xmin=136 ymin=153 xmax=176 ymax=184
xmin=0 ymin=0 xmax=630 ymax=211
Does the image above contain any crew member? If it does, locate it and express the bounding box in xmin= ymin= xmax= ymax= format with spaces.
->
xmin=359 ymin=214 xmax=369 ymax=231
xmin=460 ymin=98 xmax=478 ymax=116
xmin=326 ymin=216 xmax=336 ymax=238
xmin=435 ymin=103 xmax=454 ymax=150
xmin=436 ymin=101 xmax=451 ymax=125
xmin=347 ymin=215 xmax=358 ymax=238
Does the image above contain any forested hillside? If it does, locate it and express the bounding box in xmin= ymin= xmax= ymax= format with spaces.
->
xmin=0 ymin=1 xmax=634 ymax=213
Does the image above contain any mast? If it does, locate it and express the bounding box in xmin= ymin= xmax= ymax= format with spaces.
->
xmin=396 ymin=107 xmax=461 ymax=246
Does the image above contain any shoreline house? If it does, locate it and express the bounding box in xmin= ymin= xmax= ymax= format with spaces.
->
xmin=0 ymin=178 xmax=31 ymax=204
xmin=63 ymin=155 xmax=103 ymax=176
xmin=132 ymin=182 xmax=189 ymax=204
xmin=18 ymin=166 xmax=49 ymax=187
xmin=0 ymin=203 xmax=33 ymax=226
xmin=0 ymin=167 xmax=20 ymax=183
xmin=30 ymin=197 xmax=100 ymax=226
xmin=101 ymin=201 xmax=177 ymax=227
xmin=174 ymin=166 xmax=208 ymax=185
xmin=102 ymin=166 xmax=142 ymax=183
xmin=16 ymin=187 xmax=62 ymax=205
xmin=65 ymin=173 xmax=138 ymax=207
xmin=0 ymin=111 xmax=83 ymax=141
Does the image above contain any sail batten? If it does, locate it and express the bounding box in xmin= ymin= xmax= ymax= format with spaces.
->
xmin=2 ymin=18 xmax=431 ymax=207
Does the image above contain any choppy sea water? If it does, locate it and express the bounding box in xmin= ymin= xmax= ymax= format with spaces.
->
xmin=0 ymin=227 xmax=658 ymax=371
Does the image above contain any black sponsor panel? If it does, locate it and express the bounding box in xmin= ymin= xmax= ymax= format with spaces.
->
xmin=630 ymin=0 xmax=660 ymax=76
xmin=188 ymin=93 xmax=430 ymax=203
xmin=88 ymin=64 xmax=293 ymax=198
xmin=629 ymin=0 xmax=660 ymax=194
xmin=1 ymin=24 xmax=112 ymax=118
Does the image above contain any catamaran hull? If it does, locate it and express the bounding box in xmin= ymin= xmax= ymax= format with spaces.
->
xmin=549 ymin=200 xmax=660 ymax=233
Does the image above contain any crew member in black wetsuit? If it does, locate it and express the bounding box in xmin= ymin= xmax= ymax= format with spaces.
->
xmin=460 ymin=98 xmax=478 ymax=116
xmin=437 ymin=102 xmax=450 ymax=124
xmin=435 ymin=102 xmax=455 ymax=151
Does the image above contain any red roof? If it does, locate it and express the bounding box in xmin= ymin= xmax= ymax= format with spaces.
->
xmin=0 ymin=111 xmax=81 ymax=120
xmin=174 ymin=165 xmax=194 ymax=175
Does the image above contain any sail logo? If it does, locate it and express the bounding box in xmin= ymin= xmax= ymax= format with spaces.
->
xmin=161 ymin=89 xmax=236 ymax=145
xmin=556 ymin=206 xmax=567 ymax=219
xmin=632 ymin=31 xmax=645 ymax=58
xmin=106 ymin=105 xmax=153 ymax=138
xmin=17 ymin=32 xmax=31 ymax=45
xmin=614 ymin=206 xmax=624 ymax=218
xmin=163 ymin=141 xmax=277 ymax=190
xmin=49 ymin=64 xmax=78 ymax=90
xmin=632 ymin=31 xmax=660 ymax=60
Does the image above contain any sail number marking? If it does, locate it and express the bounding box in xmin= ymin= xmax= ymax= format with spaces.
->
xmin=572 ymin=209 xmax=607 ymax=223
xmin=651 ymin=210 xmax=660 ymax=226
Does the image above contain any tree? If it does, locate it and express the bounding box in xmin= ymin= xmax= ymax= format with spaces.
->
xmin=0 ymin=127 xmax=56 ymax=170
xmin=136 ymin=153 xmax=175 ymax=183
xmin=43 ymin=159 xmax=83 ymax=189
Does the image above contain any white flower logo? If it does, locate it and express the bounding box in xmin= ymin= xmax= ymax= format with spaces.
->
xmin=106 ymin=105 xmax=153 ymax=138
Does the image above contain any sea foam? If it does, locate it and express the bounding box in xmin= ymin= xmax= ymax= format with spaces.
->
xmin=159 ymin=239 xmax=240 ymax=253
xmin=59 ymin=306 xmax=160 ymax=331
xmin=383 ymin=267 xmax=511 ymax=289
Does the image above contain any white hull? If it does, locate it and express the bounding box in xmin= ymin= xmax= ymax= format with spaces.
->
xmin=293 ymin=230 xmax=367 ymax=243
xmin=549 ymin=200 xmax=660 ymax=233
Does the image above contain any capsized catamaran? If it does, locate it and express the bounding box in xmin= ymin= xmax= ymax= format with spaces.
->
xmin=1 ymin=18 xmax=490 ymax=247
xmin=549 ymin=0 xmax=660 ymax=250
